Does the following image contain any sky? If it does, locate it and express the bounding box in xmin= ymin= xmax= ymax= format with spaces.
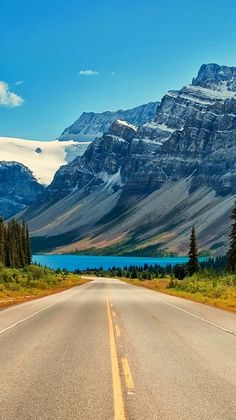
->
xmin=0 ymin=0 xmax=236 ymax=140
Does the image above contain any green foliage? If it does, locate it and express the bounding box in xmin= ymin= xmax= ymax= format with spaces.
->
xmin=173 ymin=264 xmax=188 ymax=280
xmin=0 ymin=265 xmax=81 ymax=297
xmin=168 ymin=278 xmax=177 ymax=288
xmin=169 ymin=270 xmax=236 ymax=303
xmin=188 ymin=227 xmax=200 ymax=276
xmin=227 ymin=202 xmax=236 ymax=272
xmin=75 ymin=263 xmax=173 ymax=279
xmin=0 ymin=218 xmax=31 ymax=269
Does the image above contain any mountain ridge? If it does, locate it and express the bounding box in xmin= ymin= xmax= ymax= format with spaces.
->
xmin=18 ymin=63 xmax=236 ymax=256
xmin=59 ymin=101 xmax=160 ymax=141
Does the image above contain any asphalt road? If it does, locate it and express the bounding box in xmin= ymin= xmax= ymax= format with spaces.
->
xmin=0 ymin=277 xmax=236 ymax=420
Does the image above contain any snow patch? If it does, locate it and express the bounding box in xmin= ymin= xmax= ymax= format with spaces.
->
xmin=143 ymin=122 xmax=175 ymax=132
xmin=116 ymin=120 xmax=137 ymax=131
xmin=99 ymin=168 xmax=123 ymax=192
xmin=0 ymin=137 xmax=90 ymax=185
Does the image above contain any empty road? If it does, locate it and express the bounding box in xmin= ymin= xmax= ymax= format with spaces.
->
xmin=0 ymin=277 xmax=236 ymax=419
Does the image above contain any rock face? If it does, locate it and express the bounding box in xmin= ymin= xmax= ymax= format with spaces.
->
xmin=59 ymin=102 xmax=160 ymax=141
xmin=0 ymin=162 xmax=45 ymax=219
xmin=192 ymin=63 xmax=236 ymax=91
xmin=24 ymin=64 xmax=236 ymax=256
xmin=162 ymin=97 xmax=236 ymax=196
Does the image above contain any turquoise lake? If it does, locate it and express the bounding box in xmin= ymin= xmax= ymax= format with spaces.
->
xmin=32 ymin=254 xmax=204 ymax=271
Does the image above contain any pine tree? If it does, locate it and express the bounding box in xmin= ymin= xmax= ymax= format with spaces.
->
xmin=21 ymin=220 xmax=27 ymax=266
xmin=0 ymin=218 xmax=31 ymax=268
xmin=0 ymin=217 xmax=5 ymax=265
xmin=25 ymin=223 xmax=32 ymax=265
xmin=227 ymin=202 xmax=236 ymax=272
xmin=187 ymin=227 xmax=200 ymax=276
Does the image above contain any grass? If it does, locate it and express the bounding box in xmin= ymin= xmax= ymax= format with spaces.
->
xmin=0 ymin=264 xmax=88 ymax=309
xmin=121 ymin=271 xmax=236 ymax=313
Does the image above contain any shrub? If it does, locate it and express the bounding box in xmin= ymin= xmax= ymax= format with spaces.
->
xmin=173 ymin=264 xmax=188 ymax=280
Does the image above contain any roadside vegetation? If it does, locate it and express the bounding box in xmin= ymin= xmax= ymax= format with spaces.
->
xmin=0 ymin=218 xmax=31 ymax=268
xmin=79 ymin=206 xmax=236 ymax=312
xmin=0 ymin=218 xmax=87 ymax=308
xmin=0 ymin=264 xmax=87 ymax=309
xmin=2 ymin=203 xmax=236 ymax=312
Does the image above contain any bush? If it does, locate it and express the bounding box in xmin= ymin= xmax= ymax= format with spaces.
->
xmin=173 ymin=264 xmax=188 ymax=280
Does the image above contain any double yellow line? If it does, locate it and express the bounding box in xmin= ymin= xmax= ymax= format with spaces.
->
xmin=106 ymin=297 xmax=126 ymax=419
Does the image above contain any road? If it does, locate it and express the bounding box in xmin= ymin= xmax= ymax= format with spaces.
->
xmin=0 ymin=277 xmax=236 ymax=420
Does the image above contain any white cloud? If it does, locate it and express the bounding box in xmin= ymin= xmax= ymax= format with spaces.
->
xmin=79 ymin=69 xmax=99 ymax=76
xmin=0 ymin=81 xmax=24 ymax=107
xmin=15 ymin=80 xmax=24 ymax=86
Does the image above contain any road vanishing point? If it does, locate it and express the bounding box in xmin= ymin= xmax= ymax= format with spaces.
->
xmin=0 ymin=277 xmax=236 ymax=419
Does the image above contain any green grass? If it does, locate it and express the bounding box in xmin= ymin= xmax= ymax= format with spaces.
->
xmin=168 ymin=271 xmax=236 ymax=311
xmin=121 ymin=271 xmax=236 ymax=312
xmin=0 ymin=264 xmax=88 ymax=308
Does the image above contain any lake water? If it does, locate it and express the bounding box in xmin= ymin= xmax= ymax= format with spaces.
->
xmin=32 ymin=254 xmax=201 ymax=271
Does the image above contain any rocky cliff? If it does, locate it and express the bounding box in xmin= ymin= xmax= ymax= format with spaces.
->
xmin=59 ymin=102 xmax=160 ymax=141
xmin=0 ymin=162 xmax=45 ymax=218
xmin=23 ymin=64 xmax=236 ymax=256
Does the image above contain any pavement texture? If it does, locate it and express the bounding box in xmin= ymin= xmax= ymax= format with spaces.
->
xmin=0 ymin=277 xmax=236 ymax=420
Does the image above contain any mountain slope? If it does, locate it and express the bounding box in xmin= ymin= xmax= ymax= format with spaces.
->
xmin=59 ymin=102 xmax=160 ymax=141
xmin=23 ymin=64 xmax=236 ymax=256
xmin=0 ymin=162 xmax=45 ymax=218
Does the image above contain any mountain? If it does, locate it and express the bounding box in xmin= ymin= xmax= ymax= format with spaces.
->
xmin=0 ymin=137 xmax=90 ymax=185
xmin=59 ymin=102 xmax=160 ymax=141
xmin=0 ymin=162 xmax=45 ymax=218
xmin=22 ymin=64 xmax=236 ymax=256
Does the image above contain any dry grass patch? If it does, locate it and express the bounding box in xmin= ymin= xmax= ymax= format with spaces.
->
xmin=121 ymin=274 xmax=236 ymax=313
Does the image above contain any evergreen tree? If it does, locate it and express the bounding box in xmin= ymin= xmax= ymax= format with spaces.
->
xmin=187 ymin=227 xmax=200 ymax=276
xmin=227 ymin=202 xmax=236 ymax=272
xmin=25 ymin=223 xmax=32 ymax=265
xmin=0 ymin=217 xmax=5 ymax=265
xmin=0 ymin=218 xmax=31 ymax=268
xmin=21 ymin=220 xmax=28 ymax=266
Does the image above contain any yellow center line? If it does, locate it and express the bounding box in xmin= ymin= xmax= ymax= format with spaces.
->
xmin=121 ymin=358 xmax=134 ymax=390
xmin=106 ymin=297 xmax=125 ymax=420
xmin=115 ymin=324 xmax=121 ymax=337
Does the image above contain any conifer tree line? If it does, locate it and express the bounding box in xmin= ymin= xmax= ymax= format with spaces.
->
xmin=227 ymin=201 xmax=236 ymax=272
xmin=0 ymin=218 xmax=31 ymax=268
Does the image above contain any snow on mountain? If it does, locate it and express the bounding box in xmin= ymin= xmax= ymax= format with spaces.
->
xmin=0 ymin=137 xmax=90 ymax=185
xmin=23 ymin=63 xmax=236 ymax=256
xmin=138 ymin=71 xmax=236 ymax=144
xmin=59 ymin=102 xmax=159 ymax=141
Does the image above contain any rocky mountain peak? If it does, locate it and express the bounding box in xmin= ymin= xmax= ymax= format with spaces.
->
xmin=192 ymin=63 xmax=236 ymax=92
xmin=59 ymin=102 xmax=159 ymax=141
xmin=108 ymin=119 xmax=137 ymax=141
xmin=21 ymin=62 xmax=236 ymax=257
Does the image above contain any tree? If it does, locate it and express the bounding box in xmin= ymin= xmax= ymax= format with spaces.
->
xmin=173 ymin=264 xmax=188 ymax=280
xmin=187 ymin=227 xmax=200 ymax=276
xmin=0 ymin=218 xmax=31 ymax=268
xmin=0 ymin=217 xmax=5 ymax=264
xmin=227 ymin=202 xmax=236 ymax=272
xmin=131 ymin=268 xmax=138 ymax=279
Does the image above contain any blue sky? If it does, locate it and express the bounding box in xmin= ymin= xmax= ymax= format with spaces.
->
xmin=0 ymin=0 xmax=236 ymax=140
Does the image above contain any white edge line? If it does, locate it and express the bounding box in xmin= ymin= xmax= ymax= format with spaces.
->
xmin=154 ymin=298 xmax=236 ymax=336
xmin=0 ymin=284 xmax=89 ymax=336
xmin=124 ymin=280 xmax=236 ymax=336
